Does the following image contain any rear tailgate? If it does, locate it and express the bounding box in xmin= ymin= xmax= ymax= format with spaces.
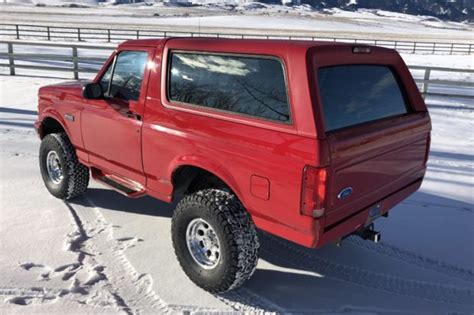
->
xmin=310 ymin=45 xmax=431 ymax=228
xmin=325 ymin=113 xmax=430 ymax=226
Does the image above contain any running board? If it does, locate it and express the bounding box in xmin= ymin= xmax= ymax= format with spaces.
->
xmin=91 ymin=169 xmax=145 ymax=198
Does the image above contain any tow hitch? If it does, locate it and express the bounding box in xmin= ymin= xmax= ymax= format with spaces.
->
xmin=355 ymin=223 xmax=381 ymax=243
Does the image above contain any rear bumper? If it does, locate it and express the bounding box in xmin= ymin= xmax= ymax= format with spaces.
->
xmin=312 ymin=177 xmax=423 ymax=248
xmin=253 ymin=176 xmax=424 ymax=249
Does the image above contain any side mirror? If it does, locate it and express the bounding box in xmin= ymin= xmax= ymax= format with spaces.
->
xmin=83 ymin=83 xmax=103 ymax=99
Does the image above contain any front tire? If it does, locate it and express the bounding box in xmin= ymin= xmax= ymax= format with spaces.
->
xmin=171 ymin=189 xmax=259 ymax=293
xmin=39 ymin=133 xmax=89 ymax=200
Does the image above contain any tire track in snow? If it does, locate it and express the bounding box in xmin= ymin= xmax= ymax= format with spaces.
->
xmin=402 ymin=199 xmax=473 ymax=214
xmin=74 ymin=197 xmax=249 ymax=314
xmin=0 ymin=287 xmax=62 ymax=306
xmin=63 ymin=201 xmax=134 ymax=315
xmin=260 ymin=233 xmax=473 ymax=306
xmin=347 ymin=236 xmax=474 ymax=283
xmin=80 ymin=196 xmax=284 ymax=314
xmin=217 ymin=287 xmax=283 ymax=314
xmin=70 ymin=197 xmax=174 ymax=314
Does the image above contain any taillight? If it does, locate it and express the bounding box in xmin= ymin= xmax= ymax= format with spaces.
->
xmin=300 ymin=166 xmax=327 ymax=218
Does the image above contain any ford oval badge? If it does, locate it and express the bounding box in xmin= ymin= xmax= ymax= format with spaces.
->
xmin=338 ymin=187 xmax=353 ymax=200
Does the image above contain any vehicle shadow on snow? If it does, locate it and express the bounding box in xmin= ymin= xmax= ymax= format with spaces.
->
xmin=73 ymin=187 xmax=174 ymax=218
xmin=71 ymin=189 xmax=473 ymax=312
xmin=240 ymin=192 xmax=474 ymax=312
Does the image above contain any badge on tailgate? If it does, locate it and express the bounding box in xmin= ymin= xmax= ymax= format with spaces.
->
xmin=337 ymin=187 xmax=353 ymax=200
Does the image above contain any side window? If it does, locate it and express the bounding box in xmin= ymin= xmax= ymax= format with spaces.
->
xmin=99 ymin=62 xmax=113 ymax=95
xmin=168 ymin=52 xmax=290 ymax=122
xmin=107 ymin=51 xmax=148 ymax=101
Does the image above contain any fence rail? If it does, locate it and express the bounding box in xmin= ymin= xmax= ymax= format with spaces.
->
xmin=0 ymin=23 xmax=473 ymax=55
xmin=1 ymin=40 xmax=473 ymax=99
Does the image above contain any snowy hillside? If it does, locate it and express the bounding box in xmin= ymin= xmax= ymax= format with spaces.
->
xmin=3 ymin=0 xmax=473 ymax=22
xmin=1 ymin=3 xmax=473 ymax=43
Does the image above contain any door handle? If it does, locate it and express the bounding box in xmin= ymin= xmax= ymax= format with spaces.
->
xmin=125 ymin=110 xmax=142 ymax=121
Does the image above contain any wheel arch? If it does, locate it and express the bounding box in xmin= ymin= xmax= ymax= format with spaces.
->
xmin=38 ymin=112 xmax=70 ymax=140
xmin=169 ymin=158 xmax=245 ymax=206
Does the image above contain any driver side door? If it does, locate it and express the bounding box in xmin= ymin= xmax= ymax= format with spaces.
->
xmin=81 ymin=47 xmax=154 ymax=185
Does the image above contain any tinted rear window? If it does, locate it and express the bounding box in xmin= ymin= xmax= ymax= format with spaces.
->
xmin=169 ymin=52 xmax=290 ymax=122
xmin=318 ymin=65 xmax=409 ymax=132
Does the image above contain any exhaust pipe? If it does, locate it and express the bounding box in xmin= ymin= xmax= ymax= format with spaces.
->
xmin=356 ymin=224 xmax=381 ymax=243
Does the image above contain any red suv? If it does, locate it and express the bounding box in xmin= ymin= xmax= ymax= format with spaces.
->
xmin=35 ymin=38 xmax=431 ymax=292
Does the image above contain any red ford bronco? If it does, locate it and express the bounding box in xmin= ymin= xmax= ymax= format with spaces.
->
xmin=36 ymin=38 xmax=431 ymax=292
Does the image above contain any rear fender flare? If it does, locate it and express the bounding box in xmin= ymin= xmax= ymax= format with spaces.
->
xmin=168 ymin=155 xmax=246 ymax=207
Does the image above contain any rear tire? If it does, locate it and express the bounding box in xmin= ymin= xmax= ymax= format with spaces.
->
xmin=171 ymin=189 xmax=259 ymax=293
xmin=39 ymin=133 xmax=89 ymax=200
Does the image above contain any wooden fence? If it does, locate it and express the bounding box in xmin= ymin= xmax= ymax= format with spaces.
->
xmin=1 ymin=40 xmax=473 ymax=99
xmin=0 ymin=23 xmax=472 ymax=55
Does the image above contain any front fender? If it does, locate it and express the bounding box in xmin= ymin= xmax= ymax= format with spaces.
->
xmin=37 ymin=109 xmax=88 ymax=164
xmin=38 ymin=109 xmax=71 ymax=139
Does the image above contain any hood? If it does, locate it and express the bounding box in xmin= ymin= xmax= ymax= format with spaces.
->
xmin=39 ymin=79 xmax=91 ymax=98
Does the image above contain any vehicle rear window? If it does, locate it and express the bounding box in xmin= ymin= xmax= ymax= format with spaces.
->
xmin=317 ymin=65 xmax=409 ymax=132
xmin=168 ymin=52 xmax=290 ymax=122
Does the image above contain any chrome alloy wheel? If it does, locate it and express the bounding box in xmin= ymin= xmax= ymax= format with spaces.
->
xmin=46 ymin=150 xmax=63 ymax=184
xmin=186 ymin=218 xmax=221 ymax=269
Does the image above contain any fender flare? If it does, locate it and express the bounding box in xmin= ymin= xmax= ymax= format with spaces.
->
xmin=38 ymin=109 xmax=72 ymax=140
xmin=168 ymin=154 xmax=247 ymax=207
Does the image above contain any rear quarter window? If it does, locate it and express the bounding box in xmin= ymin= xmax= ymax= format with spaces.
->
xmin=168 ymin=52 xmax=290 ymax=123
xmin=317 ymin=65 xmax=410 ymax=132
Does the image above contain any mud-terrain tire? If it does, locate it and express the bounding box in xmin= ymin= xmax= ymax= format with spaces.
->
xmin=39 ymin=133 xmax=89 ymax=200
xmin=171 ymin=189 xmax=259 ymax=293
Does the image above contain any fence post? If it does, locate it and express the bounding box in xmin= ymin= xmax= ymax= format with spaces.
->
xmin=8 ymin=43 xmax=15 ymax=75
xmin=413 ymin=42 xmax=417 ymax=54
xmin=15 ymin=24 xmax=20 ymax=39
xmin=432 ymin=42 xmax=436 ymax=54
xmin=421 ymin=68 xmax=431 ymax=98
xmin=72 ymin=47 xmax=79 ymax=80
xmin=77 ymin=28 xmax=81 ymax=41
xmin=450 ymin=43 xmax=454 ymax=55
xmin=47 ymin=26 xmax=51 ymax=40
xmin=469 ymin=44 xmax=472 ymax=55
xmin=394 ymin=41 xmax=397 ymax=49
xmin=107 ymin=29 xmax=111 ymax=42
xmin=136 ymin=30 xmax=139 ymax=39
xmin=164 ymin=31 xmax=167 ymax=38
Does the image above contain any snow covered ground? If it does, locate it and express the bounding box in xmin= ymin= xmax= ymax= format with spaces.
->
xmin=0 ymin=51 xmax=473 ymax=313
xmin=1 ymin=2 xmax=473 ymax=42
